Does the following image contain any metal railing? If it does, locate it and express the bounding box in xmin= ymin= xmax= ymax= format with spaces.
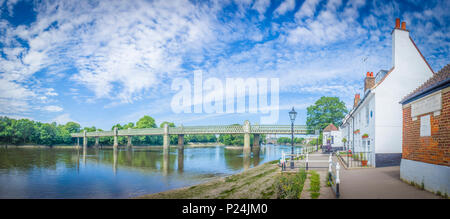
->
xmin=71 ymin=124 xmax=309 ymax=138
xmin=328 ymin=158 xmax=340 ymax=198
xmin=336 ymin=149 xmax=374 ymax=168
xmin=279 ymin=146 xmax=321 ymax=171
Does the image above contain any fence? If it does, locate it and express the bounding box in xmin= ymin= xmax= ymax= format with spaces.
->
xmin=328 ymin=158 xmax=340 ymax=198
xmin=336 ymin=149 xmax=374 ymax=168
xmin=279 ymin=146 xmax=321 ymax=171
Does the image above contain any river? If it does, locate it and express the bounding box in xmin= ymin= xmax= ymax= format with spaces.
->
xmin=0 ymin=144 xmax=303 ymax=198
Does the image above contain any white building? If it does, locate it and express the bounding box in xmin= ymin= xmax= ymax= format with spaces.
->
xmin=340 ymin=18 xmax=434 ymax=167
xmin=322 ymin=123 xmax=342 ymax=148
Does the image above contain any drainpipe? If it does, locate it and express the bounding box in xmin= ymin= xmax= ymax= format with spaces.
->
xmin=352 ymin=115 xmax=354 ymax=167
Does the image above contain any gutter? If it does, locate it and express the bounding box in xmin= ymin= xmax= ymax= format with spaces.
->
xmin=400 ymin=78 xmax=450 ymax=105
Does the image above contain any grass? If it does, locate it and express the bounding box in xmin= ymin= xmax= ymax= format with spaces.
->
xmin=275 ymin=169 xmax=307 ymax=199
xmin=309 ymin=170 xmax=321 ymax=199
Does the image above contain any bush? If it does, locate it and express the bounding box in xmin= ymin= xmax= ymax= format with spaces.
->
xmin=275 ymin=170 xmax=307 ymax=199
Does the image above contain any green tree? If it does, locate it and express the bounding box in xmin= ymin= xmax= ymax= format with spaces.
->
xmin=136 ymin=115 xmax=157 ymax=128
xmin=159 ymin=121 xmax=175 ymax=128
xmin=64 ymin=122 xmax=81 ymax=133
xmin=306 ymin=96 xmax=348 ymax=132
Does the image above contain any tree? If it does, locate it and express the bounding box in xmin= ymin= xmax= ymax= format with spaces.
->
xmin=159 ymin=121 xmax=175 ymax=128
xmin=306 ymin=96 xmax=348 ymax=132
xmin=136 ymin=115 xmax=157 ymax=128
xmin=65 ymin=122 xmax=81 ymax=133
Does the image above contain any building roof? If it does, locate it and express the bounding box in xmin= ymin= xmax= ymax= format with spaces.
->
xmin=323 ymin=123 xmax=338 ymax=132
xmin=400 ymin=64 xmax=450 ymax=104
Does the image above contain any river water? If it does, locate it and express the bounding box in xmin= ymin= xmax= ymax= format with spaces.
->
xmin=0 ymin=144 xmax=302 ymax=198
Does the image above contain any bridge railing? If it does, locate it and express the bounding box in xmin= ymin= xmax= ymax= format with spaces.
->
xmin=169 ymin=125 xmax=244 ymax=134
xmin=251 ymin=125 xmax=308 ymax=134
xmin=70 ymin=124 xmax=310 ymax=137
xmin=118 ymin=128 xmax=164 ymax=136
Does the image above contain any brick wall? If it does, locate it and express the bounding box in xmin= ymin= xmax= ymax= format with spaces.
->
xmin=402 ymin=89 xmax=450 ymax=167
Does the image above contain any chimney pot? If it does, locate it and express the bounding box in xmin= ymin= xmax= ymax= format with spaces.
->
xmin=401 ymin=22 xmax=406 ymax=30
xmin=395 ymin=18 xmax=400 ymax=29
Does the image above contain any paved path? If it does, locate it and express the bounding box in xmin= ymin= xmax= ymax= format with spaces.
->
xmin=301 ymin=151 xmax=335 ymax=199
xmin=282 ymin=150 xmax=440 ymax=199
xmin=337 ymin=165 xmax=441 ymax=199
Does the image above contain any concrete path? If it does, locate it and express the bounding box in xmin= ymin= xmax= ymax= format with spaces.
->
xmin=337 ymin=165 xmax=441 ymax=199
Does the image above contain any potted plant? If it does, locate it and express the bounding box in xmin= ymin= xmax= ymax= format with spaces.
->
xmin=360 ymin=152 xmax=368 ymax=166
xmin=353 ymin=129 xmax=360 ymax=134
xmin=362 ymin=133 xmax=369 ymax=139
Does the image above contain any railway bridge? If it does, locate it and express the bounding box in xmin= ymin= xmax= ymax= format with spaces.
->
xmin=71 ymin=120 xmax=309 ymax=151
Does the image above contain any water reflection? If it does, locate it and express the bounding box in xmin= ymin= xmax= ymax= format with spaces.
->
xmin=0 ymin=144 xmax=299 ymax=198
xmin=113 ymin=148 xmax=118 ymax=175
xmin=162 ymin=148 xmax=169 ymax=176
xmin=253 ymin=146 xmax=260 ymax=167
xmin=177 ymin=148 xmax=184 ymax=174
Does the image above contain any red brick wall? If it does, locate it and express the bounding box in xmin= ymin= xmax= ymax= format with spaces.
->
xmin=402 ymin=89 xmax=450 ymax=166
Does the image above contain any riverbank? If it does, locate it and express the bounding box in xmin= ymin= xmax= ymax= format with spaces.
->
xmin=136 ymin=160 xmax=280 ymax=199
xmin=0 ymin=143 xmax=225 ymax=149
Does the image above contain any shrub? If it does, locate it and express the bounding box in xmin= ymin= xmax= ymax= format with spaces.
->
xmin=275 ymin=170 xmax=307 ymax=199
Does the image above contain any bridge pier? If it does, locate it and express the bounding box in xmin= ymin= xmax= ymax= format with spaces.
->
xmin=83 ymin=130 xmax=87 ymax=149
xmin=95 ymin=136 xmax=99 ymax=147
xmin=76 ymin=137 xmax=80 ymax=149
xmin=127 ymin=136 xmax=132 ymax=148
xmin=163 ymin=124 xmax=169 ymax=150
xmin=127 ymin=128 xmax=133 ymax=149
xmin=113 ymin=127 xmax=118 ymax=149
xmin=243 ymin=120 xmax=251 ymax=153
xmin=178 ymin=134 xmax=184 ymax=149
xmin=253 ymin=134 xmax=260 ymax=148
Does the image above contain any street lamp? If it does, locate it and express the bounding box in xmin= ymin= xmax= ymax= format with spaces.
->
xmin=289 ymin=107 xmax=297 ymax=169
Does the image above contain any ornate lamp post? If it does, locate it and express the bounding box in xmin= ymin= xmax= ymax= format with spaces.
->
xmin=289 ymin=107 xmax=297 ymax=169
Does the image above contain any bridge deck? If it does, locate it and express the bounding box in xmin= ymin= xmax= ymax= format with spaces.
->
xmin=71 ymin=125 xmax=309 ymax=137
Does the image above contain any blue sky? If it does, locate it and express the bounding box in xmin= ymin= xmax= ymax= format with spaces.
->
xmin=0 ymin=0 xmax=448 ymax=130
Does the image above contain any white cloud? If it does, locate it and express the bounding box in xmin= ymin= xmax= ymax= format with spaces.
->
xmin=43 ymin=105 xmax=63 ymax=112
xmin=274 ymin=0 xmax=296 ymax=17
xmin=252 ymin=0 xmax=271 ymax=19
xmin=295 ymin=0 xmax=321 ymax=19
xmin=45 ymin=88 xmax=58 ymax=96
xmin=52 ymin=113 xmax=75 ymax=124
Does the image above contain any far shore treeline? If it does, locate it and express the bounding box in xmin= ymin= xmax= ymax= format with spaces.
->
xmin=0 ymin=115 xmax=263 ymax=146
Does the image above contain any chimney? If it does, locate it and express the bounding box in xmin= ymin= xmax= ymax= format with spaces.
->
xmin=364 ymin=71 xmax=375 ymax=93
xmin=395 ymin=18 xmax=400 ymax=29
xmin=353 ymin=94 xmax=360 ymax=108
xmin=392 ymin=18 xmax=410 ymax=68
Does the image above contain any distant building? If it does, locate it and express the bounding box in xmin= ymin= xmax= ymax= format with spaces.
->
xmin=340 ymin=18 xmax=434 ymax=167
xmin=399 ymin=64 xmax=450 ymax=195
xmin=322 ymin=123 xmax=342 ymax=149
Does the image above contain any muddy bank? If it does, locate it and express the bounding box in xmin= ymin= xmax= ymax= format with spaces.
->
xmin=136 ymin=161 xmax=280 ymax=199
